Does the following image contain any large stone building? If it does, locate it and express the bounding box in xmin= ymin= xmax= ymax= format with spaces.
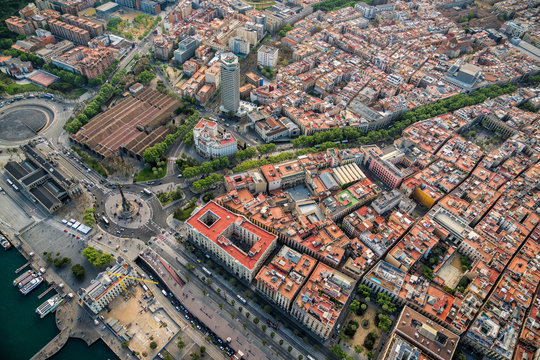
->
xmin=193 ymin=119 xmax=237 ymax=158
xmin=52 ymin=46 xmax=114 ymax=78
xmin=220 ymin=52 xmax=240 ymax=113
xmin=80 ymin=260 xmax=137 ymax=314
xmin=186 ymin=201 xmax=278 ymax=283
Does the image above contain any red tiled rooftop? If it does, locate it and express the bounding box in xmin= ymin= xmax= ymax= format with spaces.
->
xmin=187 ymin=201 xmax=277 ymax=270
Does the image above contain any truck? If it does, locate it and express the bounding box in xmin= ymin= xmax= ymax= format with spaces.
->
xmin=143 ymin=188 xmax=152 ymax=196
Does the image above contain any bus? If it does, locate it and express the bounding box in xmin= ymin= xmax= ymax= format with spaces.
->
xmin=143 ymin=188 xmax=152 ymax=196
xmin=236 ymin=295 xmax=247 ymax=304
xmin=101 ymin=216 xmax=109 ymax=226
xmin=202 ymin=267 xmax=212 ymax=277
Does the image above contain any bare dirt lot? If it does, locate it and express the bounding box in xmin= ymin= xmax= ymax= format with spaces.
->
xmin=106 ymin=286 xmax=180 ymax=358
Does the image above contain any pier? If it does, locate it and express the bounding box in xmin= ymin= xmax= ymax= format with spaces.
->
xmin=38 ymin=284 xmax=56 ymax=299
xmin=15 ymin=261 xmax=30 ymax=274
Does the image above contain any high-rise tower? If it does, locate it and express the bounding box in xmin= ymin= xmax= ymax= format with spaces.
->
xmin=220 ymin=52 xmax=240 ymax=114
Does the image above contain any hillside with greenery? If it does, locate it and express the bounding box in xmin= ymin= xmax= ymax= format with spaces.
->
xmin=0 ymin=1 xmax=29 ymax=50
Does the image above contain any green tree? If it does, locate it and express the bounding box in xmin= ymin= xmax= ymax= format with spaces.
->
xmin=137 ymin=70 xmax=156 ymax=84
xmin=82 ymin=246 xmax=114 ymax=268
xmin=177 ymin=340 xmax=186 ymax=349
xmin=149 ymin=341 xmax=157 ymax=349
xmin=350 ymin=300 xmax=360 ymax=313
xmin=71 ymin=264 xmax=85 ymax=279
xmin=330 ymin=345 xmax=347 ymax=359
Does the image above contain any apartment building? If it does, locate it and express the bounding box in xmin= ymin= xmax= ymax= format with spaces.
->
xmin=52 ymin=46 xmax=113 ymax=78
xmin=255 ymin=246 xmax=316 ymax=311
xmin=48 ymin=18 xmax=91 ymax=45
xmin=257 ymin=45 xmax=278 ymax=68
xmin=5 ymin=16 xmax=36 ymax=36
xmin=62 ymin=14 xmax=104 ymax=38
xmin=228 ymin=36 xmax=250 ymax=56
xmin=186 ymin=201 xmax=278 ymax=283
xmin=153 ymin=35 xmax=173 ymax=60
xmin=291 ymin=263 xmax=355 ymax=339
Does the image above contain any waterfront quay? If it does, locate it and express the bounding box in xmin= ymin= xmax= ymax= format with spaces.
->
xmin=2 ymin=228 xmax=122 ymax=360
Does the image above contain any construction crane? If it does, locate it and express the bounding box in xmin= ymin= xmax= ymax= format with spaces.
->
xmin=106 ymin=272 xmax=158 ymax=292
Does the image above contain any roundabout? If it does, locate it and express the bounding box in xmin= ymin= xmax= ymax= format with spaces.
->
xmin=103 ymin=189 xmax=152 ymax=230
xmin=0 ymin=103 xmax=55 ymax=141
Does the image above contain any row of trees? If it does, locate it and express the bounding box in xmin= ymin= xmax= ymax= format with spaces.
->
xmin=278 ymin=24 xmax=293 ymax=38
xmin=192 ymin=173 xmax=223 ymax=192
xmin=292 ymin=83 xmax=518 ymax=148
xmin=312 ymin=0 xmax=371 ymax=12
xmin=256 ymin=143 xmax=277 ymax=154
xmin=235 ymin=147 xmax=257 ymax=161
xmin=232 ymin=151 xmax=296 ymax=172
xmin=182 ymin=156 xmax=229 ymax=178
xmin=142 ymin=110 xmax=199 ymax=164
xmin=65 ymin=83 xmax=115 ymax=133
xmin=82 ymin=207 xmax=95 ymax=226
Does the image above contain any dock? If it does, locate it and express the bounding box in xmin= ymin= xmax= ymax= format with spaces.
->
xmin=38 ymin=284 xmax=56 ymax=299
xmin=1 ymin=222 xmax=128 ymax=360
xmin=15 ymin=261 xmax=30 ymax=274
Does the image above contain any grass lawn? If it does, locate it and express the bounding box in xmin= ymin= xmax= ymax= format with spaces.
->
xmin=157 ymin=187 xmax=183 ymax=206
xmin=173 ymin=203 xmax=196 ymax=221
xmin=133 ymin=163 xmax=167 ymax=182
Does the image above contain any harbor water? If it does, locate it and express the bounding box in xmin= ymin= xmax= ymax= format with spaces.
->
xmin=0 ymin=248 xmax=118 ymax=360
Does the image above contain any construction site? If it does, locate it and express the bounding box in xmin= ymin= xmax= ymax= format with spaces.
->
xmin=104 ymin=284 xmax=180 ymax=358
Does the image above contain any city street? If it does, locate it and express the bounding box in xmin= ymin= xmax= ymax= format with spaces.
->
xmin=149 ymin=235 xmax=331 ymax=360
